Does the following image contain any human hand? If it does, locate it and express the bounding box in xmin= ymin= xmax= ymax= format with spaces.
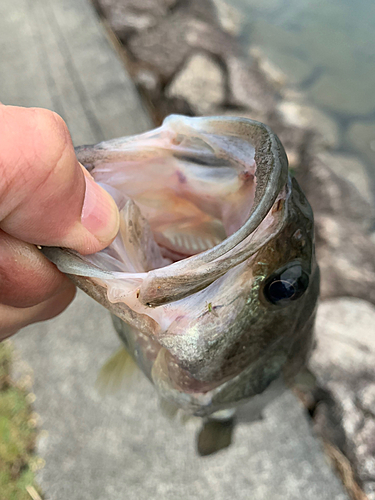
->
xmin=0 ymin=105 xmax=120 ymax=340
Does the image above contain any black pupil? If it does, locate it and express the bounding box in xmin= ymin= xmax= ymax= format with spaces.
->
xmin=264 ymin=263 xmax=309 ymax=305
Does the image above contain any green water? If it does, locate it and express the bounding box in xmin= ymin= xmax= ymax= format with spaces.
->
xmin=233 ymin=0 xmax=375 ymax=188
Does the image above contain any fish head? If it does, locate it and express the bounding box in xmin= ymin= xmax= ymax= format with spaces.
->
xmin=43 ymin=115 xmax=319 ymax=416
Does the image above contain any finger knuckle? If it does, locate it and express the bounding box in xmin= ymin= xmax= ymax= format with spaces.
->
xmin=35 ymin=109 xmax=73 ymax=168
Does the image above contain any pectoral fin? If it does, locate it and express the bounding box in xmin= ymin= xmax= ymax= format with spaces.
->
xmin=96 ymin=347 xmax=138 ymax=396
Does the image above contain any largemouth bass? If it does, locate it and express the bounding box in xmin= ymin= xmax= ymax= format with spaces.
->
xmin=43 ymin=115 xmax=319 ymax=418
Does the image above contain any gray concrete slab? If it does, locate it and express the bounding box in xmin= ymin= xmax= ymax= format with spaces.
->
xmin=2 ymin=0 xmax=348 ymax=498
xmin=0 ymin=0 xmax=151 ymax=143
xmin=14 ymin=292 xmax=349 ymax=500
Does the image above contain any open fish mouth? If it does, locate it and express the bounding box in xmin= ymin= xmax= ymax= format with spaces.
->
xmin=45 ymin=115 xmax=289 ymax=308
xmin=43 ymin=115 xmax=318 ymax=416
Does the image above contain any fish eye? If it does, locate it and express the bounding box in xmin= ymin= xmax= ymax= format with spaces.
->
xmin=263 ymin=262 xmax=309 ymax=306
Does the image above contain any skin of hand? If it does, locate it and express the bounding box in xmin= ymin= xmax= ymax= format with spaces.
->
xmin=0 ymin=105 xmax=120 ymax=340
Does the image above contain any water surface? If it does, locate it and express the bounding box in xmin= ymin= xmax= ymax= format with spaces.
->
xmin=233 ymin=0 xmax=375 ymax=188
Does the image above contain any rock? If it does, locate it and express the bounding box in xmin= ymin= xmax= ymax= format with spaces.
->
xmin=226 ymin=55 xmax=276 ymax=114
xmin=265 ymin=116 xmax=311 ymax=173
xmin=166 ymin=53 xmax=226 ymax=114
xmin=310 ymin=298 xmax=375 ymax=499
xmin=296 ymin=151 xmax=375 ymax=231
xmin=133 ymin=68 xmax=160 ymax=93
xmin=296 ymin=153 xmax=375 ymax=305
xmin=212 ymin=0 xmax=243 ymax=36
xmin=316 ymin=152 xmax=373 ymax=205
xmin=347 ymin=121 xmax=375 ymax=168
xmin=96 ymin=0 xmax=176 ymax=39
xmin=155 ymin=96 xmax=195 ymax=123
xmin=358 ymin=384 xmax=375 ymax=417
xmin=177 ymin=0 xmax=220 ymax=26
xmin=314 ymin=214 xmax=375 ymax=304
xmin=184 ymin=20 xmax=236 ymax=60
xmin=312 ymin=299 xmax=375 ymax=375
xmin=277 ymin=101 xmax=340 ymax=149
xmin=249 ymin=46 xmax=287 ymax=89
xmin=128 ymin=14 xmax=192 ymax=80
xmin=280 ymin=88 xmax=308 ymax=104
xmin=128 ymin=13 xmax=235 ymax=81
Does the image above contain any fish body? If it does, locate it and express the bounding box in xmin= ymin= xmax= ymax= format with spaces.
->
xmin=43 ymin=115 xmax=319 ymax=417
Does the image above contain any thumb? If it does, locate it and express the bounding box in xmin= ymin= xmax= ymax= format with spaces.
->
xmin=0 ymin=106 xmax=119 ymax=254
